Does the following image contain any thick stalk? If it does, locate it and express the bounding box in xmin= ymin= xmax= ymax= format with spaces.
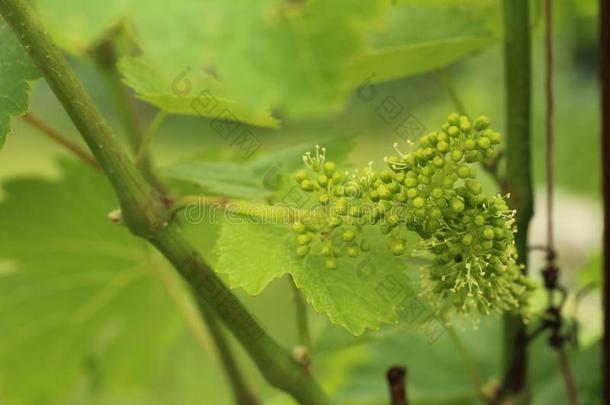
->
xmin=600 ymin=0 xmax=610 ymax=401
xmin=0 ymin=1 xmax=330 ymax=403
xmin=502 ymin=0 xmax=533 ymax=403
xmin=92 ymin=39 xmax=167 ymax=195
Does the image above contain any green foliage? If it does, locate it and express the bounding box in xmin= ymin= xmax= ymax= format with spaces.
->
xmin=349 ymin=3 xmax=496 ymax=85
xmin=164 ymin=137 xmax=356 ymax=201
xmin=215 ymin=220 xmax=423 ymax=335
xmin=0 ymin=20 xmax=40 ymax=151
xmin=119 ymin=57 xmax=280 ymax=128
xmin=32 ymin=0 xmax=498 ymax=120
xmin=0 ymin=161 xmax=190 ymax=403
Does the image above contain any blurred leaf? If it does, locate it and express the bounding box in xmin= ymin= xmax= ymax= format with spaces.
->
xmin=119 ymin=56 xmax=280 ymax=128
xmin=214 ymin=220 xmax=421 ymax=336
xmin=349 ymin=4 xmax=496 ymax=85
xmin=531 ymin=341 xmax=601 ymax=405
xmin=33 ymin=0 xmax=127 ymax=54
xmin=0 ymin=21 xmax=40 ymax=151
xmin=164 ymin=136 xmax=356 ymax=201
xmin=0 ymin=160 xmax=187 ymax=403
xmin=329 ymin=320 xmax=502 ymax=405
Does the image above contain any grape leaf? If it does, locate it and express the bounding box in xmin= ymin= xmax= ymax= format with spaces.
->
xmin=164 ymin=136 xmax=356 ymax=201
xmin=0 ymin=160 xmax=187 ymax=403
xmin=0 ymin=20 xmax=40 ymax=151
xmin=214 ymin=221 xmax=422 ymax=335
xmin=119 ymin=56 xmax=280 ymax=128
xmin=348 ymin=3 xmax=496 ymax=85
xmin=33 ymin=0 xmax=127 ymax=54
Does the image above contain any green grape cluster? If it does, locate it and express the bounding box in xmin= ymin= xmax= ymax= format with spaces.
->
xmin=290 ymin=114 xmax=534 ymax=317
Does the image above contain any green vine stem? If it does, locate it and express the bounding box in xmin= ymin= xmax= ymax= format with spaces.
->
xmin=92 ymin=39 xmax=168 ymax=195
xmin=501 ymin=0 xmax=534 ymax=403
xmin=0 ymin=1 xmax=330 ymax=403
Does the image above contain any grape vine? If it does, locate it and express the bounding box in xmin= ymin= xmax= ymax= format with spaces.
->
xmin=291 ymin=113 xmax=534 ymax=317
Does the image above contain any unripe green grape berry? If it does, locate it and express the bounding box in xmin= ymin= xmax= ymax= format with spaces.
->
xmin=297 ymin=234 xmax=312 ymax=245
xmin=342 ymin=230 xmax=355 ymax=242
xmin=386 ymin=156 xmax=401 ymax=169
xmin=300 ymin=179 xmax=314 ymax=191
xmin=450 ymin=198 xmax=465 ymax=213
xmin=448 ymin=112 xmax=460 ymax=125
xmin=433 ymin=156 xmax=445 ymax=168
xmin=321 ymin=245 xmax=332 ymax=256
xmin=431 ymin=187 xmax=444 ymax=199
xmin=295 ymin=170 xmax=308 ymax=183
xmin=466 ymin=180 xmax=482 ymax=195
xmin=396 ymin=192 xmax=407 ymax=203
xmin=332 ymin=172 xmax=344 ymax=184
xmin=476 ymin=136 xmax=491 ymax=149
xmin=482 ymin=226 xmax=495 ymax=240
xmin=459 ymin=116 xmax=471 ymax=132
xmin=318 ymin=174 xmax=329 ymax=187
xmin=391 ymin=240 xmax=406 ymax=256
xmin=404 ymin=177 xmax=418 ymax=188
xmin=333 ymin=185 xmax=345 ymax=197
xmin=323 ymin=162 xmax=336 ymax=176
xmin=292 ymin=221 xmax=306 ymax=234
xmin=404 ymin=154 xmax=416 ymax=166
xmin=347 ymin=246 xmax=359 ymax=257
xmin=430 ymin=207 xmax=442 ymax=219
xmin=462 ymin=234 xmax=474 ymax=246
xmin=387 ymin=182 xmax=401 ymax=194
xmin=296 ymin=245 xmax=310 ymax=257
xmin=464 ymin=139 xmax=476 ymax=150
xmin=437 ymin=141 xmax=449 ymax=153
xmin=413 ymin=197 xmax=425 ymax=209
xmin=326 ymin=258 xmax=337 ymax=270
xmin=451 ymin=149 xmax=463 ymax=162
xmin=448 ymin=126 xmax=460 ymax=137
xmin=482 ymin=240 xmax=494 ymax=250
xmin=457 ymin=166 xmax=470 ymax=179
xmin=378 ymin=185 xmax=393 ymax=200
xmin=419 ymin=175 xmax=431 ymax=185
xmin=489 ymin=131 xmax=502 ymax=144
xmin=345 ymin=184 xmax=361 ymax=198
xmin=421 ymin=166 xmax=434 ymax=177
xmin=474 ymin=215 xmax=486 ymax=226
xmin=393 ymin=172 xmax=405 ymax=183
xmin=474 ymin=115 xmax=490 ymax=130
xmin=380 ymin=169 xmax=393 ymax=184
xmin=319 ymin=194 xmax=330 ymax=204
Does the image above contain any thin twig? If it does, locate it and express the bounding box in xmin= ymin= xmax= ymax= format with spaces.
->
xmin=445 ymin=326 xmax=486 ymax=401
xmin=136 ymin=110 xmax=167 ymax=168
xmin=556 ymin=346 xmax=579 ymax=405
xmin=386 ymin=366 xmax=408 ymax=405
xmin=289 ymin=275 xmax=311 ymax=349
xmin=21 ymin=113 xmax=100 ymax=170
xmin=436 ymin=68 xmax=468 ymax=116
